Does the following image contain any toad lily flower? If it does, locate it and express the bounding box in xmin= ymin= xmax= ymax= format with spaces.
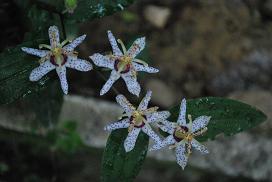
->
xmin=150 ymin=98 xmax=211 ymax=169
xmin=104 ymin=91 xmax=170 ymax=152
xmin=90 ymin=31 xmax=159 ymax=96
xmin=21 ymin=25 xmax=92 ymax=94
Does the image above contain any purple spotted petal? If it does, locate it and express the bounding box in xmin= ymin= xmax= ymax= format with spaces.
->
xmin=137 ymin=90 xmax=152 ymax=111
xmin=157 ymin=120 xmax=176 ymax=134
xmin=90 ymin=53 xmax=114 ymax=69
xmin=100 ymin=70 xmax=120 ymax=95
xmin=64 ymin=34 xmax=86 ymax=52
xmin=150 ymin=135 xmax=175 ymax=151
xmin=48 ymin=25 xmax=60 ymax=48
xmin=124 ymin=128 xmax=141 ymax=152
xmin=121 ymin=72 xmax=141 ymax=96
xmin=147 ymin=111 xmax=170 ymax=123
xmin=107 ymin=30 xmax=123 ymax=56
xmin=21 ymin=47 xmax=49 ymax=58
xmin=66 ymin=57 xmax=92 ymax=71
xmin=191 ymin=139 xmax=209 ymax=154
xmin=104 ymin=118 xmax=130 ymax=131
xmin=175 ymin=143 xmax=188 ymax=169
xmin=192 ymin=116 xmax=211 ymax=132
xmin=116 ymin=94 xmax=135 ymax=115
xmin=127 ymin=37 xmax=145 ymax=58
xmin=56 ymin=66 xmax=68 ymax=94
xmin=132 ymin=62 xmax=159 ymax=73
xmin=177 ymin=98 xmax=187 ymax=126
xmin=142 ymin=125 xmax=161 ymax=144
xmin=29 ymin=60 xmax=55 ymax=81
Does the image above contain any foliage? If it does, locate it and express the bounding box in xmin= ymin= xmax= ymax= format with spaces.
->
xmin=101 ymin=129 xmax=149 ymax=182
xmin=0 ymin=0 xmax=269 ymax=181
xmin=0 ymin=40 xmax=50 ymax=105
xmin=47 ymin=121 xmax=83 ymax=153
xmin=168 ymin=97 xmax=267 ymax=142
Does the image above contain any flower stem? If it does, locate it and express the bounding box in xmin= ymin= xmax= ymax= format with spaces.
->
xmin=59 ymin=14 xmax=67 ymax=39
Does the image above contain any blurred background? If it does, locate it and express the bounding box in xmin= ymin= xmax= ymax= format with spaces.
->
xmin=1 ymin=0 xmax=272 ymax=181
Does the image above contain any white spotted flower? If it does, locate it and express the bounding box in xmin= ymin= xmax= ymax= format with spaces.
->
xmin=21 ymin=25 xmax=92 ymax=94
xmin=151 ymin=98 xmax=211 ymax=169
xmin=104 ymin=91 xmax=170 ymax=152
xmin=90 ymin=31 xmax=159 ymax=96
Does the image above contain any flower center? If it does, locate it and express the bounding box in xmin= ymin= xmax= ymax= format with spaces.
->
xmin=130 ymin=111 xmax=146 ymax=128
xmin=50 ymin=47 xmax=67 ymax=66
xmin=114 ymin=56 xmax=132 ymax=73
xmin=173 ymin=126 xmax=193 ymax=142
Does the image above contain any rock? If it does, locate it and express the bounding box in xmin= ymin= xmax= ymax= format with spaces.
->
xmin=143 ymin=5 xmax=171 ymax=28
xmin=145 ymin=79 xmax=178 ymax=107
xmin=150 ymin=90 xmax=272 ymax=181
xmin=1 ymin=93 xmax=272 ymax=181
xmin=210 ymin=50 xmax=272 ymax=96
xmin=59 ymin=95 xmax=122 ymax=148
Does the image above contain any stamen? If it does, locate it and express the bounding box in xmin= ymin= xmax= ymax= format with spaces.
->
xmin=39 ymin=44 xmax=51 ymax=50
xmin=39 ymin=57 xmax=47 ymax=64
xmin=66 ymin=51 xmax=78 ymax=57
xmin=171 ymin=139 xmax=186 ymax=149
xmin=185 ymin=144 xmax=192 ymax=157
xmin=131 ymin=69 xmax=137 ymax=78
xmin=188 ymin=114 xmax=193 ymax=132
xmin=128 ymin=124 xmax=134 ymax=132
xmin=193 ymin=127 xmax=208 ymax=137
xmin=117 ymin=63 xmax=126 ymax=74
xmin=117 ymin=39 xmax=127 ymax=54
xmin=134 ymin=59 xmax=148 ymax=66
xmin=106 ymin=54 xmax=116 ymax=61
xmin=188 ymin=114 xmax=192 ymax=122
xmin=142 ymin=106 xmax=159 ymax=115
xmin=60 ymin=39 xmax=70 ymax=47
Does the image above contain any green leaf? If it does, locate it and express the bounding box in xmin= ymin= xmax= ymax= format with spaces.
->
xmin=24 ymin=80 xmax=63 ymax=126
xmin=101 ymin=128 xmax=149 ymax=182
xmin=0 ymin=40 xmax=52 ymax=105
xmin=168 ymin=97 xmax=267 ymax=142
xmin=68 ymin=0 xmax=135 ymax=23
xmin=48 ymin=121 xmax=83 ymax=153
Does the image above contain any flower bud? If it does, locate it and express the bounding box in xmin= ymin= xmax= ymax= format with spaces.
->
xmin=64 ymin=0 xmax=77 ymax=14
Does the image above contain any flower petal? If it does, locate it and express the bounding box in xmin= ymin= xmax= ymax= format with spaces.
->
xmin=157 ymin=120 xmax=175 ymax=134
xmin=177 ymin=98 xmax=187 ymax=126
xmin=127 ymin=37 xmax=145 ymax=58
xmin=21 ymin=47 xmax=48 ymax=57
xmin=29 ymin=60 xmax=55 ymax=81
xmin=132 ymin=62 xmax=159 ymax=73
xmin=191 ymin=138 xmax=209 ymax=154
xmin=48 ymin=25 xmax=60 ymax=48
xmin=100 ymin=70 xmax=120 ymax=95
xmin=124 ymin=128 xmax=141 ymax=152
xmin=107 ymin=30 xmax=123 ymax=56
xmin=116 ymin=94 xmax=135 ymax=115
xmin=192 ymin=116 xmax=211 ymax=132
xmin=56 ymin=66 xmax=68 ymax=94
xmin=63 ymin=34 xmax=86 ymax=52
xmin=147 ymin=111 xmax=170 ymax=123
xmin=142 ymin=125 xmax=161 ymax=143
xmin=89 ymin=53 xmax=114 ymax=69
xmin=175 ymin=143 xmax=188 ymax=170
xmin=66 ymin=57 xmax=92 ymax=71
xmin=121 ymin=72 xmax=141 ymax=96
xmin=150 ymin=135 xmax=175 ymax=151
xmin=137 ymin=90 xmax=152 ymax=111
xmin=104 ymin=118 xmax=130 ymax=131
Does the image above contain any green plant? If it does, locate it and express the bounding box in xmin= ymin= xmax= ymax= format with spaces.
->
xmin=0 ymin=1 xmax=267 ymax=181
